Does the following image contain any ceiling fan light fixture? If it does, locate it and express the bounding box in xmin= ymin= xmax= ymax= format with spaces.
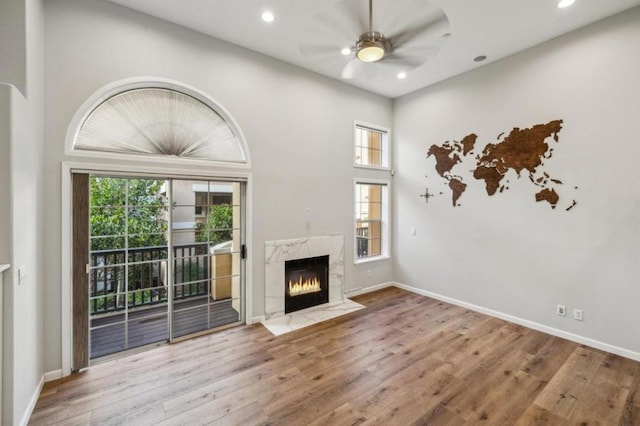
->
xmin=357 ymin=44 xmax=385 ymax=62
xmin=356 ymin=32 xmax=387 ymax=62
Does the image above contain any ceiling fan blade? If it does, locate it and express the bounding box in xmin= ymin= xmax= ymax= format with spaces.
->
xmin=341 ymin=59 xmax=376 ymax=80
xmin=315 ymin=14 xmax=357 ymax=41
xmin=311 ymin=0 xmax=367 ymax=41
xmin=299 ymin=43 xmax=345 ymax=57
xmin=389 ymin=12 xmax=450 ymax=48
xmin=334 ymin=0 xmax=368 ymax=34
xmin=382 ymin=52 xmax=427 ymax=68
xmin=341 ymin=60 xmax=358 ymax=79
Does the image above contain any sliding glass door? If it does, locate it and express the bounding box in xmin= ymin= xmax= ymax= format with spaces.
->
xmin=169 ymin=180 xmax=243 ymax=340
xmin=82 ymin=175 xmax=245 ymax=362
xmin=88 ymin=177 xmax=170 ymax=359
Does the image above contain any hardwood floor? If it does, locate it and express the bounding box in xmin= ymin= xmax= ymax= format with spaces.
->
xmin=30 ymin=287 xmax=640 ymax=425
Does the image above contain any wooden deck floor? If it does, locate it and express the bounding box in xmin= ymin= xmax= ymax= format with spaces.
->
xmin=90 ymin=298 xmax=240 ymax=359
xmin=32 ymin=287 xmax=640 ymax=425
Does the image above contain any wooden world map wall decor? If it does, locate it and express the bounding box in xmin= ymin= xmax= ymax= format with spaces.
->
xmin=425 ymin=119 xmax=577 ymax=210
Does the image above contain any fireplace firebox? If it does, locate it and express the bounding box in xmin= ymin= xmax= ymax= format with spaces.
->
xmin=284 ymin=255 xmax=329 ymax=314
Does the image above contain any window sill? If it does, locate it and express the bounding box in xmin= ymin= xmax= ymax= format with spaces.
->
xmin=354 ymin=255 xmax=391 ymax=265
xmin=353 ymin=164 xmax=390 ymax=172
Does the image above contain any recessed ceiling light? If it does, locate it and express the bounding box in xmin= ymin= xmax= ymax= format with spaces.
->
xmin=473 ymin=55 xmax=487 ymax=62
xmin=557 ymin=0 xmax=576 ymax=8
xmin=397 ymin=72 xmax=407 ymax=80
xmin=261 ymin=11 xmax=275 ymax=23
xmin=341 ymin=47 xmax=351 ymax=56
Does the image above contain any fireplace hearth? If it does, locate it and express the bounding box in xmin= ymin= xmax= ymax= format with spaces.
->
xmin=284 ymin=255 xmax=329 ymax=314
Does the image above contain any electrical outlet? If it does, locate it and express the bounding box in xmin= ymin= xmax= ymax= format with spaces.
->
xmin=556 ymin=305 xmax=566 ymax=316
xmin=573 ymin=309 xmax=583 ymax=321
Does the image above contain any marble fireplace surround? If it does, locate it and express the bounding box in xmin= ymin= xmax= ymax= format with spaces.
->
xmin=264 ymin=234 xmax=345 ymax=320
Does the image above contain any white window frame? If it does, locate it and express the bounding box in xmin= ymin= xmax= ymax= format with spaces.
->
xmin=353 ymin=121 xmax=390 ymax=171
xmin=354 ymin=178 xmax=390 ymax=264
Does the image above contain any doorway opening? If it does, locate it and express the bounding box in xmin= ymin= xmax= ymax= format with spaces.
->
xmin=80 ymin=175 xmax=245 ymax=362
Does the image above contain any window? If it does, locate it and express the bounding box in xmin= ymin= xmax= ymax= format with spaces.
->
xmin=193 ymin=185 xmax=233 ymax=220
xmin=70 ymin=83 xmax=249 ymax=166
xmin=354 ymin=122 xmax=389 ymax=169
xmin=355 ymin=180 xmax=389 ymax=262
xmin=194 ymin=192 xmax=208 ymax=217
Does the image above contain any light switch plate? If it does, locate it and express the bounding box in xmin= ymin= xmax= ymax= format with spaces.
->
xmin=18 ymin=266 xmax=26 ymax=285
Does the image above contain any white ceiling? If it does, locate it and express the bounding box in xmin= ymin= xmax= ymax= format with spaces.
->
xmin=107 ymin=0 xmax=640 ymax=99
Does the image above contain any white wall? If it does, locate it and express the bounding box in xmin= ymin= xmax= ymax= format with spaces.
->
xmin=0 ymin=83 xmax=13 ymax=426
xmin=0 ymin=85 xmax=11 ymax=265
xmin=43 ymin=0 xmax=393 ymax=372
xmin=1 ymin=0 xmax=45 ymax=423
xmin=0 ymin=0 xmax=27 ymax=96
xmin=393 ymin=8 xmax=640 ymax=356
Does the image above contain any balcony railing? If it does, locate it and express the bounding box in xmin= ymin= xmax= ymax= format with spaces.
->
xmin=356 ymin=226 xmax=369 ymax=258
xmin=90 ymin=242 xmax=210 ymax=315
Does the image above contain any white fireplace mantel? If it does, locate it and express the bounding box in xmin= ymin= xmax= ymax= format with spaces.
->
xmin=264 ymin=235 xmax=344 ymax=320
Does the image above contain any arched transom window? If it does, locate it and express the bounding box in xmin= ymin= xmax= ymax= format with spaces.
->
xmin=73 ymin=87 xmax=247 ymax=164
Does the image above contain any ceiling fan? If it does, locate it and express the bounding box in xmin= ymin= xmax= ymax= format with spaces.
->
xmin=354 ymin=0 xmax=392 ymax=63
xmin=301 ymin=0 xmax=450 ymax=80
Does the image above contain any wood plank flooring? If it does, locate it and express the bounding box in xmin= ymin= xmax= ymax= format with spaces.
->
xmin=30 ymin=287 xmax=640 ymax=425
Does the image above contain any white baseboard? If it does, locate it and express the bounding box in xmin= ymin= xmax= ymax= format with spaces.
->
xmin=344 ymin=281 xmax=394 ymax=298
xmin=19 ymin=375 xmax=44 ymax=426
xmin=44 ymin=370 xmax=63 ymax=382
xmin=393 ymin=281 xmax=640 ymax=362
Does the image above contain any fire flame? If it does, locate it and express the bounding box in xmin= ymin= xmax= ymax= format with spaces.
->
xmin=288 ymin=276 xmax=321 ymax=296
